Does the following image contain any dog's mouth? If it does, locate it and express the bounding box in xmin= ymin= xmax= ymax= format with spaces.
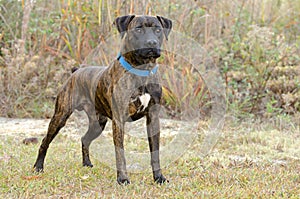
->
xmin=136 ymin=48 xmax=161 ymax=59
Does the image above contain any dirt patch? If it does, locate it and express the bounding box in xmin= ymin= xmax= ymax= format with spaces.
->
xmin=0 ymin=111 xmax=200 ymax=140
xmin=0 ymin=117 xmax=49 ymax=136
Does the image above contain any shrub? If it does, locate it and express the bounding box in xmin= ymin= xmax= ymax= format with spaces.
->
xmin=222 ymin=25 xmax=299 ymax=117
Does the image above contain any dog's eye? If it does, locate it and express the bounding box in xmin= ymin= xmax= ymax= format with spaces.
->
xmin=135 ymin=28 xmax=142 ymax=33
xmin=155 ymin=28 xmax=162 ymax=34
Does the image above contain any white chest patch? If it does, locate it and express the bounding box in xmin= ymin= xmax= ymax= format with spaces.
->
xmin=139 ymin=93 xmax=151 ymax=112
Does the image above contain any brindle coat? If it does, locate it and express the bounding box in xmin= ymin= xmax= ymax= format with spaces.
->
xmin=33 ymin=15 xmax=172 ymax=185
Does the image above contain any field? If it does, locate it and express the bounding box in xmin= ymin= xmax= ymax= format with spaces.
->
xmin=1 ymin=0 xmax=300 ymax=198
xmin=0 ymin=114 xmax=299 ymax=198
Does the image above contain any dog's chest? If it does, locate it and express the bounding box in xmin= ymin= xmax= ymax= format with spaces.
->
xmin=137 ymin=93 xmax=151 ymax=112
xmin=129 ymin=92 xmax=151 ymax=116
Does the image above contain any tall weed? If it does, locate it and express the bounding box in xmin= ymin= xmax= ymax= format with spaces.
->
xmin=0 ymin=0 xmax=299 ymax=118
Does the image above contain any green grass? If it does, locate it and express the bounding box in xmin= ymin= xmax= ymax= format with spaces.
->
xmin=0 ymin=119 xmax=300 ymax=198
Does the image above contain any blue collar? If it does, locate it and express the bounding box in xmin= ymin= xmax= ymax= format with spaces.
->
xmin=117 ymin=53 xmax=158 ymax=77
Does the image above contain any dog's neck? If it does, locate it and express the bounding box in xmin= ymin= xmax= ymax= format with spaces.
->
xmin=122 ymin=52 xmax=157 ymax=70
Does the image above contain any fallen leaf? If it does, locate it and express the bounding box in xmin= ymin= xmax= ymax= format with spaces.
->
xmin=22 ymin=175 xmax=43 ymax=180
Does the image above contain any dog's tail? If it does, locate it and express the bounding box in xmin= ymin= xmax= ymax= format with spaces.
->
xmin=71 ymin=67 xmax=79 ymax=73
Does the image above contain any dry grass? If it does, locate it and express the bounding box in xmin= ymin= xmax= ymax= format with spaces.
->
xmin=1 ymin=0 xmax=299 ymax=118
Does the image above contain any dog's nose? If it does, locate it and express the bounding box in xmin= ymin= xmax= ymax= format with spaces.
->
xmin=146 ymin=39 xmax=158 ymax=47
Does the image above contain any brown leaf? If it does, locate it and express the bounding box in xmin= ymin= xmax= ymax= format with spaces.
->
xmin=22 ymin=175 xmax=43 ymax=180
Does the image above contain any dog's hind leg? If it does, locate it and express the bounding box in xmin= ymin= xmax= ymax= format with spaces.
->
xmin=33 ymin=91 xmax=73 ymax=172
xmin=81 ymin=105 xmax=107 ymax=167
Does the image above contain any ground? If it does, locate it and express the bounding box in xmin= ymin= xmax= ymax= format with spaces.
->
xmin=0 ymin=112 xmax=299 ymax=198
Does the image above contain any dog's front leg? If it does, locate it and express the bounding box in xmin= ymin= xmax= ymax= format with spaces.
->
xmin=146 ymin=110 xmax=168 ymax=184
xmin=112 ymin=119 xmax=130 ymax=185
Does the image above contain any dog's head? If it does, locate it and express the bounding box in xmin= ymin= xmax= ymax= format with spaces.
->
xmin=114 ymin=15 xmax=172 ymax=61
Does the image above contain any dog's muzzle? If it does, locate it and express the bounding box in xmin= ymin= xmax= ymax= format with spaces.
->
xmin=136 ymin=48 xmax=161 ymax=58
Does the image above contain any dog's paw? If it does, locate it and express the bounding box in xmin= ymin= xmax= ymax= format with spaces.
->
xmin=83 ymin=162 xmax=93 ymax=168
xmin=117 ymin=177 xmax=130 ymax=185
xmin=33 ymin=165 xmax=44 ymax=173
xmin=154 ymin=174 xmax=169 ymax=184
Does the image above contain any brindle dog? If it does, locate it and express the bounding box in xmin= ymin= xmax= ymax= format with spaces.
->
xmin=33 ymin=15 xmax=172 ymax=185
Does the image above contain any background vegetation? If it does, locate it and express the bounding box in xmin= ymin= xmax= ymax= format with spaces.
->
xmin=0 ymin=0 xmax=299 ymax=119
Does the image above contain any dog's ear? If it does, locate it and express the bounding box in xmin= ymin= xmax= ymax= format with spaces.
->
xmin=156 ymin=16 xmax=172 ymax=40
xmin=114 ymin=15 xmax=135 ymax=38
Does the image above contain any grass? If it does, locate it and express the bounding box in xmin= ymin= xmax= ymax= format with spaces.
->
xmin=0 ymin=117 xmax=299 ymax=198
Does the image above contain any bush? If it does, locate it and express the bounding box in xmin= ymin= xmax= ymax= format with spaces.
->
xmin=221 ymin=25 xmax=299 ymax=117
